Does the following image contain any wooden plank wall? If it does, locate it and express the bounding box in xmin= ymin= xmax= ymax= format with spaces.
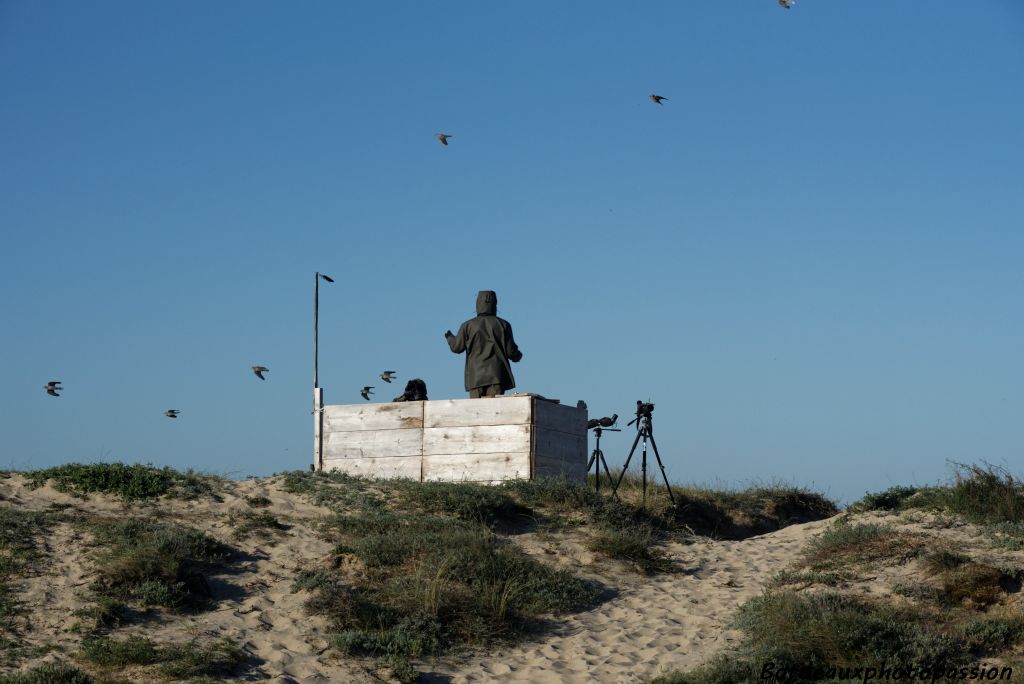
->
xmin=319 ymin=395 xmax=585 ymax=483
xmin=532 ymin=399 xmax=587 ymax=481
xmin=422 ymin=397 xmax=533 ymax=483
xmin=321 ymin=401 xmax=424 ymax=479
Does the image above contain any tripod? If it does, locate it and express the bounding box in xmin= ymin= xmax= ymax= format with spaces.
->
xmin=586 ymin=426 xmax=619 ymax=492
xmin=611 ymin=406 xmax=677 ymax=507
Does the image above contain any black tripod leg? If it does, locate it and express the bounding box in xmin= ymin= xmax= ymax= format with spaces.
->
xmin=611 ymin=429 xmax=643 ymax=500
xmin=646 ymin=432 xmax=678 ymax=507
xmin=600 ymin=452 xmax=614 ymax=491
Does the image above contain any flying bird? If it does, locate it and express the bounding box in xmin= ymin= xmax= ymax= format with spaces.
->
xmin=778 ymin=0 xmax=794 ymax=8
xmin=45 ymin=381 xmax=62 ymax=397
xmin=165 ymin=410 xmax=180 ymax=418
xmin=360 ymin=386 xmax=374 ymax=401
xmin=649 ymin=94 xmax=667 ymax=105
xmin=380 ymin=371 xmax=397 ymax=384
xmin=252 ymin=366 xmax=269 ymax=380
xmin=435 ymin=133 xmax=452 ymax=146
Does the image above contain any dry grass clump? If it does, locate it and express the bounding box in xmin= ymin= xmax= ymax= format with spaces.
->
xmin=801 ymin=521 xmax=927 ymax=571
xmin=918 ymin=550 xmax=1022 ymax=609
xmin=228 ymin=509 xmax=290 ymax=540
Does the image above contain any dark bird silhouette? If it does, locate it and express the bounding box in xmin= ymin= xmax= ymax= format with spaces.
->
xmin=380 ymin=371 xmax=397 ymax=384
xmin=252 ymin=366 xmax=269 ymax=380
xmin=649 ymin=94 xmax=667 ymax=105
xmin=360 ymin=386 xmax=374 ymax=401
xmin=165 ymin=410 xmax=180 ymax=418
xmin=45 ymin=381 xmax=62 ymax=397
xmin=778 ymin=0 xmax=794 ymax=8
xmin=435 ymin=133 xmax=452 ymax=146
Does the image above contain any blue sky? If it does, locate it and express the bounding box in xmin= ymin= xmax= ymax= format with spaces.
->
xmin=1 ymin=1 xmax=1021 ymax=504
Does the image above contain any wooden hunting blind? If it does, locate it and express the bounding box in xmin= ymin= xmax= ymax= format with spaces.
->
xmin=313 ymin=392 xmax=587 ymax=483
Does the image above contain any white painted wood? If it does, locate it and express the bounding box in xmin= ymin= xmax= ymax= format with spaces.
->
xmin=324 ymin=402 xmax=424 ymax=432
xmin=324 ymin=428 xmax=423 ymax=459
xmin=423 ymin=397 xmax=533 ymax=428
xmin=322 ymin=456 xmax=422 ymax=480
xmin=422 ymin=452 xmax=531 ymax=482
xmin=316 ymin=394 xmax=587 ymax=483
xmin=314 ymin=388 xmax=324 ymax=471
xmin=423 ymin=424 xmax=531 ymax=456
xmin=533 ymin=399 xmax=587 ymax=435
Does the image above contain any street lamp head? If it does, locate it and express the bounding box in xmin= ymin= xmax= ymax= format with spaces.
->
xmin=319 ymin=274 xmax=334 ymax=283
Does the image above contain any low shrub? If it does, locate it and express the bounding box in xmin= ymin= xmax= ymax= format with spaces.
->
xmin=86 ymin=517 xmax=230 ymax=609
xmin=24 ymin=463 xmax=216 ymax=501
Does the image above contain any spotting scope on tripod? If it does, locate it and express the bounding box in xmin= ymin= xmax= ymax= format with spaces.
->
xmin=586 ymin=414 xmax=618 ymax=492
xmin=610 ymin=400 xmax=677 ymax=507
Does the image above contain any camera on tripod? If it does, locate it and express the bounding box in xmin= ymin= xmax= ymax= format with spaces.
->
xmin=612 ymin=399 xmax=677 ymax=508
xmin=587 ymin=414 xmax=618 ymax=430
xmin=628 ymin=400 xmax=655 ymax=426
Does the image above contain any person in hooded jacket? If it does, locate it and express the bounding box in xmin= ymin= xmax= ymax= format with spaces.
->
xmin=445 ymin=291 xmax=523 ymax=398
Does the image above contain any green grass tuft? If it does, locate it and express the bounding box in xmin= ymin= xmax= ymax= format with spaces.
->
xmin=23 ymin=463 xmax=217 ymax=501
xmin=294 ymin=490 xmax=603 ymax=658
xmin=854 ymin=463 xmax=1024 ymax=526
xmin=849 ymin=485 xmax=919 ymax=512
xmin=0 ymin=662 xmax=93 ymax=684
xmin=78 ymin=635 xmax=243 ymax=677
xmin=654 ymin=591 xmax=973 ymax=683
xmin=0 ymin=508 xmax=54 ymax=667
xmin=86 ymin=517 xmax=231 ymax=609
xmin=587 ymin=525 xmax=674 ymax=574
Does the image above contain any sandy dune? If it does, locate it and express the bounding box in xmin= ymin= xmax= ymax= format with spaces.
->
xmin=4 ymin=474 xmax=1017 ymax=682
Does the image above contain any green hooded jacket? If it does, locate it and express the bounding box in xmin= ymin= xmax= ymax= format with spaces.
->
xmin=446 ymin=291 xmax=523 ymax=392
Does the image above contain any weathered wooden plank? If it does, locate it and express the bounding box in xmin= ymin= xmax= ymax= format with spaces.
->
xmin=534 ymin=458 xmax=586 ymax=481
xmin=422 ymin=424 xmax=530 ymax=456
xmin=324 ymin=402 xmax=424 ymax=432
xmin=323 ymin=428 xmax=423 ymax=459
xmin=534 ymin=426 xmax=586 ymax=461
xmin=422 ymin=452 xmax=530 ymax=482
xmin=322 ymin=456 xmax=422 ymax=480
xmin=423 ymin=397 xmax=532 ymax=428
xmin=533 ymin=399 xmax=587 ymax=435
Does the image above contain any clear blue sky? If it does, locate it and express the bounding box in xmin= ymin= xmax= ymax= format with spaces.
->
xmin=2 ymin=1 xmax=1021 ymax=504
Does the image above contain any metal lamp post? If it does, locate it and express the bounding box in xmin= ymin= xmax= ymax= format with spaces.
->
xmin=313 ymin=272 xmax=334 ymax=471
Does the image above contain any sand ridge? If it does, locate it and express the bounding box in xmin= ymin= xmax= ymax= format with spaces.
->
xmin=8 ymin=474 xmax=1014 ymax=683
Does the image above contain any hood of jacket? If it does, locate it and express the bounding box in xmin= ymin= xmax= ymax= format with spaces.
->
xmin=476 ymin=290 xmax=497 ymax=316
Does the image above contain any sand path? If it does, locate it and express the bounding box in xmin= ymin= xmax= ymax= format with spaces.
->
xmin=430 ymin=516 xmax=837 ymax=683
